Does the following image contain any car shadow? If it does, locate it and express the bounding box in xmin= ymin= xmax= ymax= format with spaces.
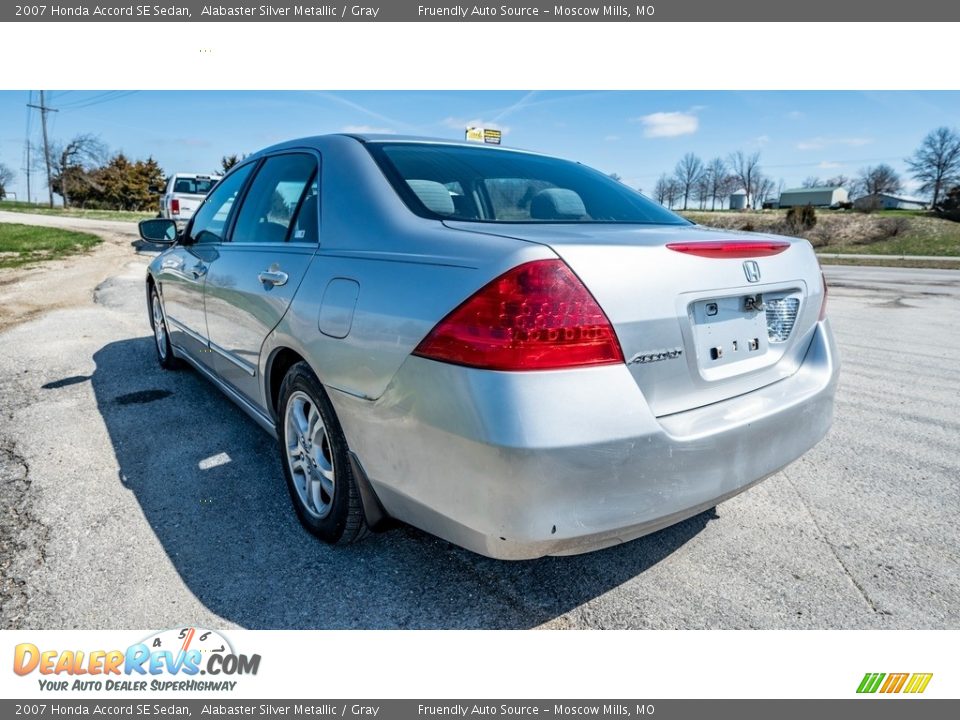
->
xmin=87 ymin=337 xmax=714 ymax=629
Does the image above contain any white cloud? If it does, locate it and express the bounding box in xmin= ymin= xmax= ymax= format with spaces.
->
xmin=634 ymin=111 xmax=699 ymax=138
xmin=797 ymin=136 xmax=873 ymax=150
xmin=752 ymin=134 xmax=771 ymax=146
xmin=786 ymin=110 xmax=804 ymax=119
xmin=605 ymin=134 xmax=620 ymax=142
xmin=341 ymin=124 xmax=396 ymax=134
xmin=817 ymin=161 xmax=842 ymax=169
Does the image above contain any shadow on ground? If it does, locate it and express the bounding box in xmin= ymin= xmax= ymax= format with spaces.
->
xmin=80 ymin=337 xmax=713 ymax=629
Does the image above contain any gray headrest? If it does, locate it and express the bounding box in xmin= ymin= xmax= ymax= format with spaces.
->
xmin=530 ymin=188 xmax=586 ymax=220
xmin=407 ymin=180 xmax=455 ymax=216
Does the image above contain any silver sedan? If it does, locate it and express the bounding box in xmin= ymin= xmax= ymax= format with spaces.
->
xmin=139 ymin=134 xmax=839 ymax=559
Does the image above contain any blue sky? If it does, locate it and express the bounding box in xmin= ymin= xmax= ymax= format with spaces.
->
xmin=2 ymin=90 xmax=958 ymax=202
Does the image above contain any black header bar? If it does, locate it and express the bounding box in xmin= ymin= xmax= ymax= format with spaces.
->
xmin=3 ymin=1 xmax=956 ymax=22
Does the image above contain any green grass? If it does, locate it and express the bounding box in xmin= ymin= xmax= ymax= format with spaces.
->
xmin=0 ymin=200 xmax=154 ymax=222
xmin=0 ymin=222 xmax=102 ymax=269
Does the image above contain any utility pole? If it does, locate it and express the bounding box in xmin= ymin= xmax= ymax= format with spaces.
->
xmin=23 ymin=139 xmax=32 ymax=204
xmin=27 ymin=91 xmax=57 ymax=208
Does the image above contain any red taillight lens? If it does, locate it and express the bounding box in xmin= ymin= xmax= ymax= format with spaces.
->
xmin=413 ymin=259 xmax=624 ymax=371
xmin=170 ymin=198 xmax=180 ymax=214
xmin=819 ymin=271 xmax=829 ymax=321
xmin=666 ymin=240 xmax=790 ymax=258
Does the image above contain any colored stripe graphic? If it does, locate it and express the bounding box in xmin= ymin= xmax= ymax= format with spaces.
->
xmin=857 ymin=672 xmax=933 ymax=694
xmin=904 ymin=673 xmax=933 ymax=694
xmin=880 ymin=673 xmax=909 ymax=693
xmin=857 ymin=673 xmax=885 ymax=693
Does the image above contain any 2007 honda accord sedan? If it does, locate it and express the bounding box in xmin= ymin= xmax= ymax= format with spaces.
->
xmin=138 ymin=134 xmax=839 ymax=559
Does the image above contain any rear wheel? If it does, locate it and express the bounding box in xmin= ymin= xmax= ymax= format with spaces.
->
xmin=277 ymin=361 xmax=368 ymax=544
xmin=150 ymin=286 xmax=180 ymax=370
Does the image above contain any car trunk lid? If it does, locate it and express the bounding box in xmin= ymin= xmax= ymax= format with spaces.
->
xmin=443 ymin=221 xmax=825 ymax=417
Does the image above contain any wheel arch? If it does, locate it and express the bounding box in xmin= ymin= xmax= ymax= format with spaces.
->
xmin=265 ymin=345 xmax=390 ymax=531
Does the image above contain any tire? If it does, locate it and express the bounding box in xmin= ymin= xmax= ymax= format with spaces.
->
xmin=149 ymin=285 xmax=180 ymax=370
xmin=277 ymin=361 xmax=368 ymax=544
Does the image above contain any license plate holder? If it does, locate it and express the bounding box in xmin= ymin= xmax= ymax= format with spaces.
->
xmin=691 ymin=295 xmax=769 ymax=368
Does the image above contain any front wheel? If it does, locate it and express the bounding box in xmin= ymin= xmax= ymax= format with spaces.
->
xmin=150 ymin=285 xmax=180 ymax=370
xmin=277 ymin=361 xmax=368 ymax=544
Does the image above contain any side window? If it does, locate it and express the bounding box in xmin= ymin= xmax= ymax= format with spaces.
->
xmin=188 ymin=164 xmax=254 ymax=245
xmin=231 ymin=154 xmax=317 ymax=244
xmin=288 ymin=177 xmax=319 ymax=243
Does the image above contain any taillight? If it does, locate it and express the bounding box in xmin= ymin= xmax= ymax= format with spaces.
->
xmin=819 ymin=271 xmax=829 ymax=321
xmin=170 ymin=198 xmax=180 ymax=215
xmin=666 ymin=240 xmax=790 ymax=258
xmin=413 ymin=259 xmax=624 ymax=371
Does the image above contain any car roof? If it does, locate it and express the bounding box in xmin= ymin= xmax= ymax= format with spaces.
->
xmin=250 ymin=133 xmax=553 ymax=160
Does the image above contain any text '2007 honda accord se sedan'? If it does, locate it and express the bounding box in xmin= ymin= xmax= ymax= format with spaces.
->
xmin=138 ymin=134 xmax=839 ymax=560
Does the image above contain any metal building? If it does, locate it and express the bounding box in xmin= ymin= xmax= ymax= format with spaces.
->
xmin=779 ymin=186 xmax=849 ymax=208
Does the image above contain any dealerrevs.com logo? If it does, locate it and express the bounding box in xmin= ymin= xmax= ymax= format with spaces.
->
xmin=13 ymin=627 xmax=261 ymax=692
xmin=857 ymin=673 xmax=933 ymax=694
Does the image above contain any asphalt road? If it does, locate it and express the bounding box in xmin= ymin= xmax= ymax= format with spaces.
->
xmin=1 ymin=220 xmax=958 ymax=629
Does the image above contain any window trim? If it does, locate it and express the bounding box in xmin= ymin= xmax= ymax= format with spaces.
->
xmin=224 ymin=148 xmax=322 ymax=247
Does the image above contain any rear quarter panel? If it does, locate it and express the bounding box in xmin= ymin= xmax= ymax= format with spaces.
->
xmin=262 ymin=136 xmax=554 ymax=402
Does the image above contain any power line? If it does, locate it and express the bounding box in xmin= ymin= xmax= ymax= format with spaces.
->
xmin=57 ymin=90 xmax=139 ymax=111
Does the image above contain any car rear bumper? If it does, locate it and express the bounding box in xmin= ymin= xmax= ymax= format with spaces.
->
xmin=331 ymin=320 xmax=840 ymax=560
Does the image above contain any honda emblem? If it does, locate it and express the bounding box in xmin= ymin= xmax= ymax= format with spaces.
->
xmin=743 ymin=260 xmax=761 ymax=283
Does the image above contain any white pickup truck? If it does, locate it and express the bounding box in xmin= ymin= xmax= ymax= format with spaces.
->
xmin=158 ymin=173 xmax=221 ymax=227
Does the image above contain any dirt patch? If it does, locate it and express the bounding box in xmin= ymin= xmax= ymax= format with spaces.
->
xmin=0 ymin=213 xmax=150 ymax=334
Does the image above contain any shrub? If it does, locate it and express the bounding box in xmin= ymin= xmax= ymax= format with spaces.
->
xmin=935 ymin=186 xmax=960 ymax=222
xmin=786 ymin=203 xmax=817 ymax=233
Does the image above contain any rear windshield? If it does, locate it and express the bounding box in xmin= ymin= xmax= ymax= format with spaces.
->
xmin=172 ymin=177 xmax=217 ymax=195
xmin=367 ymin=143 xmax=689 ymax=225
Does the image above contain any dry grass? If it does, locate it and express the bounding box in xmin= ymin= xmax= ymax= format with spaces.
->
xmin=682 ymin=210 xmax=960 ymax=257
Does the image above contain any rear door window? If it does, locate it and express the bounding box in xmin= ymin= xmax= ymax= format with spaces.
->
xmin=230 ymin=153 xmax=317 ymax=244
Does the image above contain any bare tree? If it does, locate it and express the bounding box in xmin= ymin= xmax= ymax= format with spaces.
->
xmin=45 ymin=134 xmax=107 ymax=208
xmin=728 ymin=151 xmax=762 ymax=209
xmin=694 ymin=171 xmax=711 ymax=209
xmin=824 ymin=174 xmax=852 ymax=189
xmin=754 ymin=174 xmax=777 ymax=208
xmin=0 ymin=162 xmax=14 ymax=200
xmin=673 ymin=152 xmax=704 ymax=211
xmin=653 ymin=173 xmax=670 ymax=206
xmin=906 ymin=126 xmax=960 ymax=207
xmin=664 ymin=178 xmax=682 ymax=209
xmin=801 ymin=176 xmax=823 ymax=188
xmin=608 ymin=172 xmax=623 ymax=182
xmin=704 ymin=157 xmax=728 ymax=211
xmin=855 ymin=164 xmax=903 ymax=197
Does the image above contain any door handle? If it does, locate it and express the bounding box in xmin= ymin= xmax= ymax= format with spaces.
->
xmin=258 ymin=269 xmax=289 ymax=287
xmin=190 ymin=262 xmax=207 ymax=279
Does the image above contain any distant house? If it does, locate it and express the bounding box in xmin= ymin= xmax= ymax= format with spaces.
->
xmin=853 ymin=193 xmax=928 ymax=211
xmin=729 ymin=188 xmax=749 ymax=210
xmin=779 ymin=186 xmax=849 ymax=208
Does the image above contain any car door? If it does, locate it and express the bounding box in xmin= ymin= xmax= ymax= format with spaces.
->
xmin=156 ymin=163 xmax=255 ymax=365
xmin=203 ymin=151 xmax=320 ymax=409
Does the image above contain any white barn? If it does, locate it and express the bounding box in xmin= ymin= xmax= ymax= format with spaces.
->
xmin=853 ymin=193 xmax=928 ymax=211
xmin=779 ymin=186 xmax=849 ymax=208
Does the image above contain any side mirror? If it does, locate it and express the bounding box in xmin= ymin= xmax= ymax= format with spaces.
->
xmin=139 ymin=218 xmax=178 ymax=245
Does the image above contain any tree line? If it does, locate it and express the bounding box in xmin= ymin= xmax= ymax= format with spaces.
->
xmin=648 ymin=126 xmax=960 ymax=211
xmin=0 ymin=133 xmax=248 ymax=209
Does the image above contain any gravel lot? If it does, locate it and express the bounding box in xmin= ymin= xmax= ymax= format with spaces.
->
xmin=1 ymin=216 xmax=958 ymax=630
